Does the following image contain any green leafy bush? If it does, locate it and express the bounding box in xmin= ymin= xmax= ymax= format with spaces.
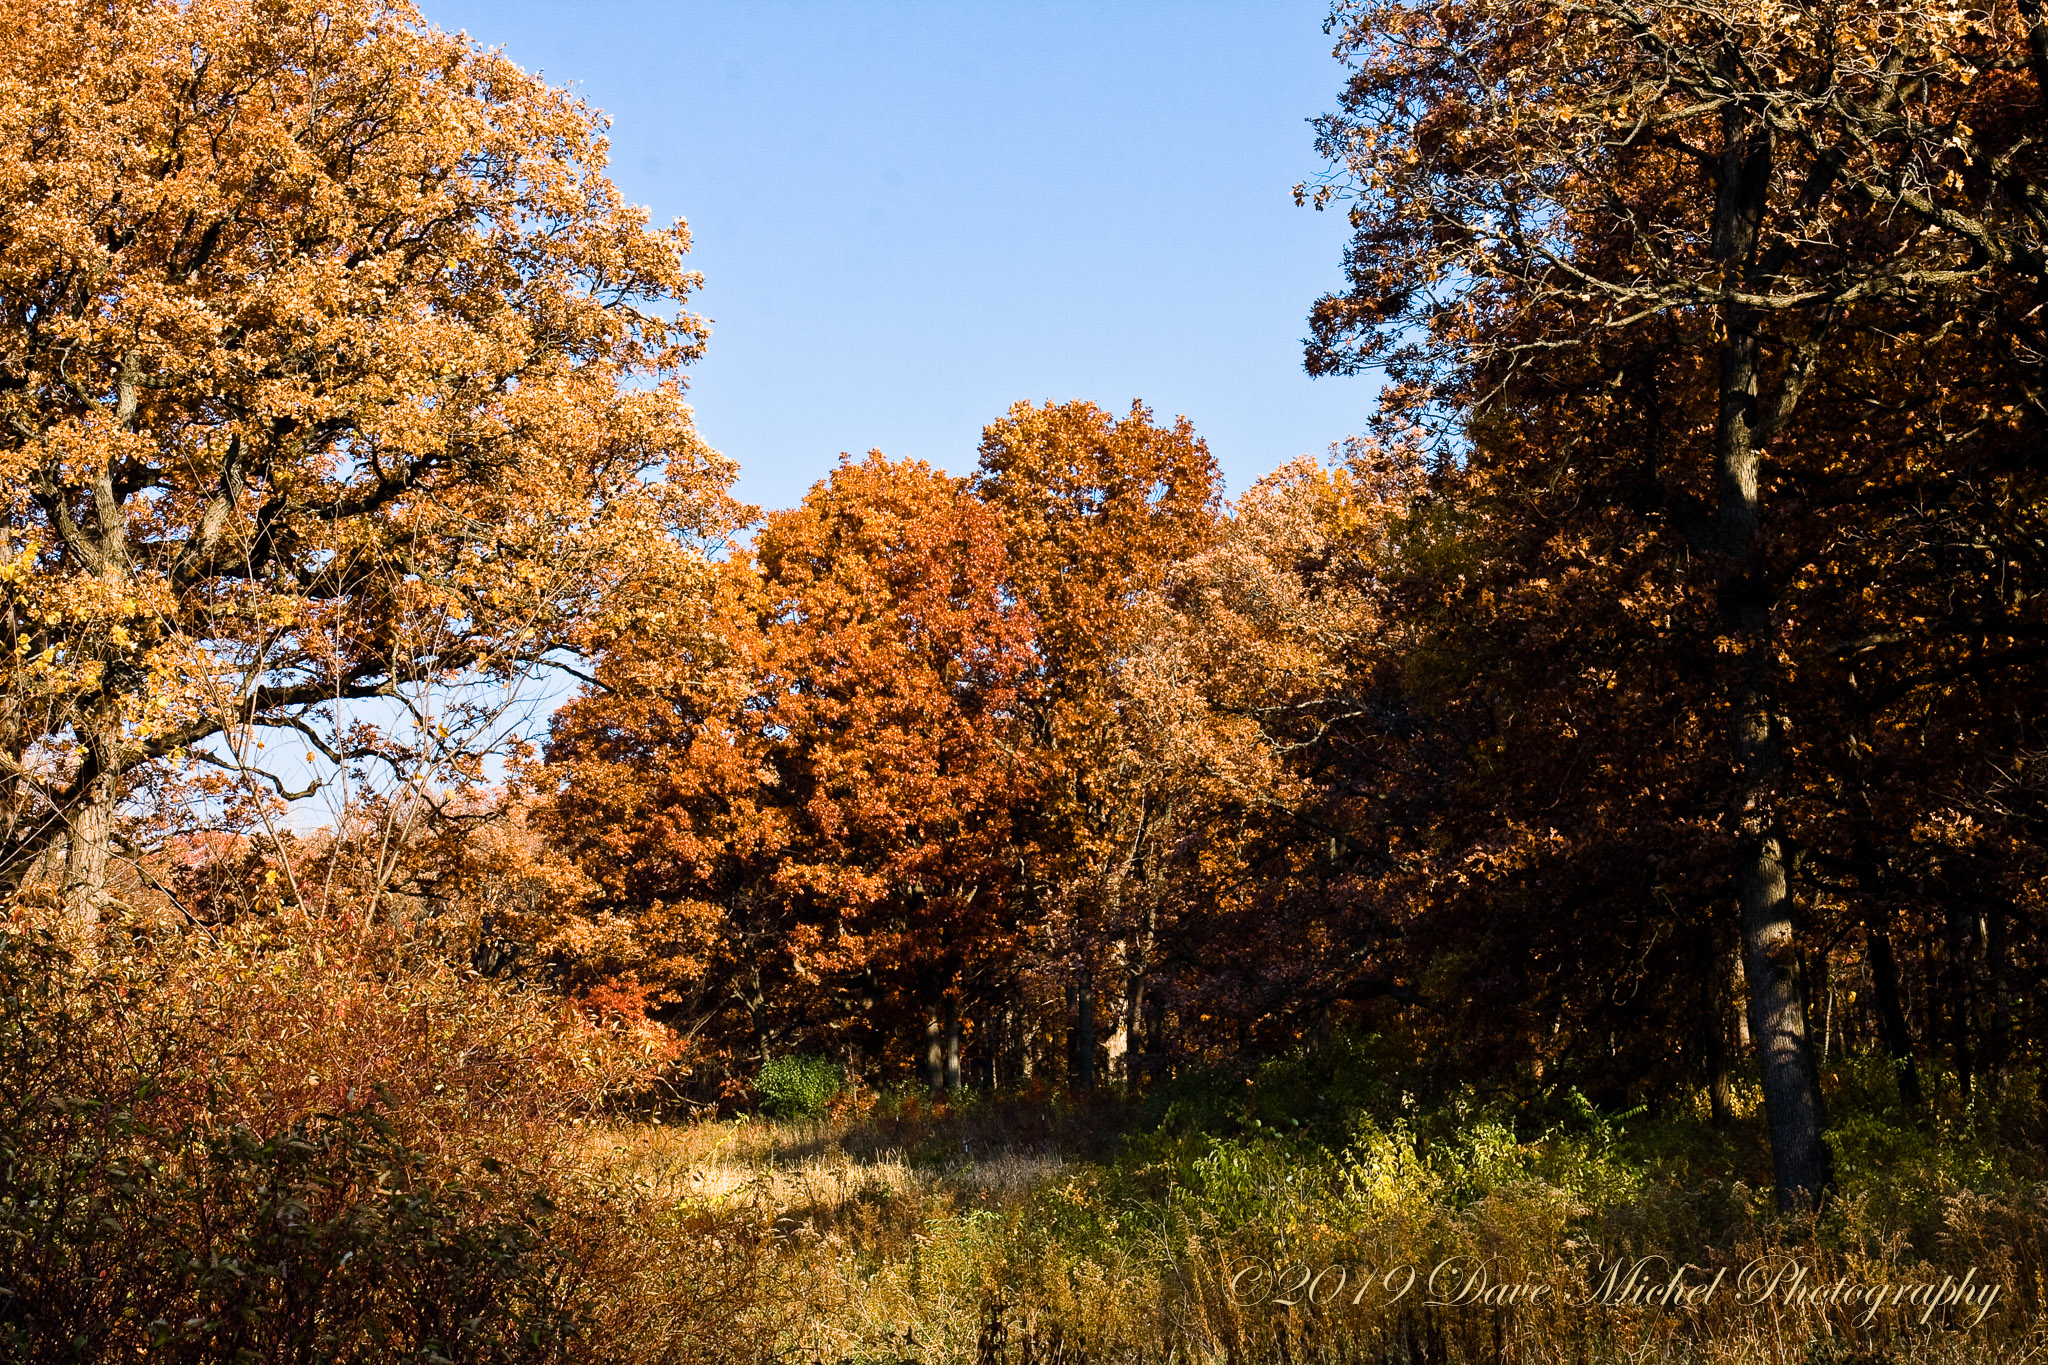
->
xmin=754 ymin=1054 xmax=842 ymax=1119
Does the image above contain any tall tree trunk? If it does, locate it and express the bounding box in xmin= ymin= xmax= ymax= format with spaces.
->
xmin=1853 ymin=837 xmax=1924 ymax=1110
xmin=1722 ymin=446 xmax=1833 ymax=1202
xmin=1120 ymin=904 xmax=1156 ymax=1090
xmin=1867 ymin=926 xmax=1924 ymax=1107
xmin=1948 ymin=902 xmax=1978 ymax=1099
xmin=1737 ymin=835 xmax=1831 ymax=1204
xmin=993 ymin=1005 xmax=1014 ymax=1090
xmin=1724 ymin=470 xmax=1832 ymax=1202
xmin=1986 ymin=898 xmax=2010 ymax=1097
xmin=1143 ymin=990 xmax=1168 ymax=1089
xmin=1819 ymin=951 xmax=1834 ymax=1063
xmin=923 ymin=1015 xmax=944 ymax=1093
xmin=1708 ymin=98 xmax=1831 ymax=1208
xmin=1702 ymin=927 xmax=1733 ymax=1127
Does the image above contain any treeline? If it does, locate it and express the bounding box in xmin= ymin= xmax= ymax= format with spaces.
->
xmin=516 ymin=361 xmax=2041 ymax=1159
xmin=516 ymin=0 xmax=2048 ymax=1211
xmin=2 ymin=0 xmax=2044 ymax=1218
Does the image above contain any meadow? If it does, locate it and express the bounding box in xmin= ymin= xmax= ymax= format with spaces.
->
xmin=5 ymin=917 xmax=2042 ymax=1364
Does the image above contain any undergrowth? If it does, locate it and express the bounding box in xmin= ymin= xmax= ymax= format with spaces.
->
xmin=3 ymin=920 xmax=2042 ymax=1363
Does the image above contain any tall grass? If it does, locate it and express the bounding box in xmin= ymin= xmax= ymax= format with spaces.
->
xmin=4 ymin=911 xmax=2042 ymax=1363
xmin=579 ymin=1063 xmax=2048 ymax=1364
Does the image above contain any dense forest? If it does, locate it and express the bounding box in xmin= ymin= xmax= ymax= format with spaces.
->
xmin=3 ymin=0 xmax=2046 ymax=1360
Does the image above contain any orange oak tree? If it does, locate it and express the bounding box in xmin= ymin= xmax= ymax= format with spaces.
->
xmin=972 ymin=399 xmax=1220 ymax=1084
xmin=0 ymin=0 xmax=732 ymax=929
xmin=541 ymin=453 xmax=1037 ymax=1082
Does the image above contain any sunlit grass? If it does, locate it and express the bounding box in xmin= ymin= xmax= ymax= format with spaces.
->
xmin=569 ymin=1066 xmax=2048 ymax=1364
xmin=9 ymin=917 xmax=2043 ymax=1363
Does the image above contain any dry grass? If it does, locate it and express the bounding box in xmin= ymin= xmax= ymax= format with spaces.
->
xmin=11 ymin=912 xmax=2043 ymax=1364
xmin=582 ymin=1113 xmax=1068 ymax=1209
xmin=562 ymin=1098 xmax=2048 ymax=1365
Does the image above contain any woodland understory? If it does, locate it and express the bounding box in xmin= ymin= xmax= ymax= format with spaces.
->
xmin=3 ymin=0 xmax=2047 ymax=1360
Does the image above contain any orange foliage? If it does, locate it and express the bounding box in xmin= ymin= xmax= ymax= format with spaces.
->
xmin=542 ymin=453 xmax=1037 ymax=1086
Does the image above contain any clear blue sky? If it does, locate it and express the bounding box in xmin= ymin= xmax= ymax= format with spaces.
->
xmin=420 ymin=0 xmax=1376 ymax=511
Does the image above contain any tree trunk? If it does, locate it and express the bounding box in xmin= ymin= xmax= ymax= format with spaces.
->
xmin=923 ymin=1015 xmax=944 ymax=1093
xmin=1702 ymin=928 xmax=1733 ymax=1127
xmin=1816 ymin=947 xmax=1834 ymax=1063
xmin=739 ymin=958 xmax=773 ymax=1069
xmin=1143 ymin=990 xmax=1168 ymax=1089
xmin=1706 ymin=97 xmax=1831 ymax=1211
xmin=58 ymin=762 xmax=118 ymax=940
xmin=1734 ymin=950 xmax=1752 ymax=1051
xmin=1738 ymin=835 xmax=1831 ymax=1205
xmin=1986 ymin=898 xmax=2010 ymax=1097
xmin=943 ymin=997 xmax=962 ymax=1094
xmin=1722 ymin=387 xmax=1832 ymax=1206
xmin=1853 ymin=838 xmax=1924 ymax=1110
xmin=1120 ymin=906 xmax=1156 ymax=1090
xmin=990 ymin=1006 xmax=1011 ymax=1090
xmin=1948 ymin=902 xmax=1979 ymax=1099
xmin=1866 ymin=926 xmax=1923 ymax=1107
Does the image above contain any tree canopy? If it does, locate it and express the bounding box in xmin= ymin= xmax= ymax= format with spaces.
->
xmin=5 ymin=0 xmax=2044 ymax=1221
xmin=0 ymin=0 xmax=734 ymax=927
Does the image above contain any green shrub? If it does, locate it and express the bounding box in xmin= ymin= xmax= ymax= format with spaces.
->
xmin=754 ymin=1054 xmax=842 ymax=1119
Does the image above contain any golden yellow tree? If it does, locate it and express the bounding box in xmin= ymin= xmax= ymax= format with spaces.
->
xmin=0 ymin=0 xmax=734 ymax=928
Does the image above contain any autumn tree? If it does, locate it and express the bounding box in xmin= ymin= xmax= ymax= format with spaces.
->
xmin=542 ymin=453 xmax=1037 ymax=1087
xmin=972 ymin=399 xmax=1219 ymax=1085
xmin=1303 ymin=0 xmax=2047 ymax=1203
xmin=1115 ymin=448 xmax=1429 ymax=1058
xmin=0 ymin=0 xmax=731 ymax=933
